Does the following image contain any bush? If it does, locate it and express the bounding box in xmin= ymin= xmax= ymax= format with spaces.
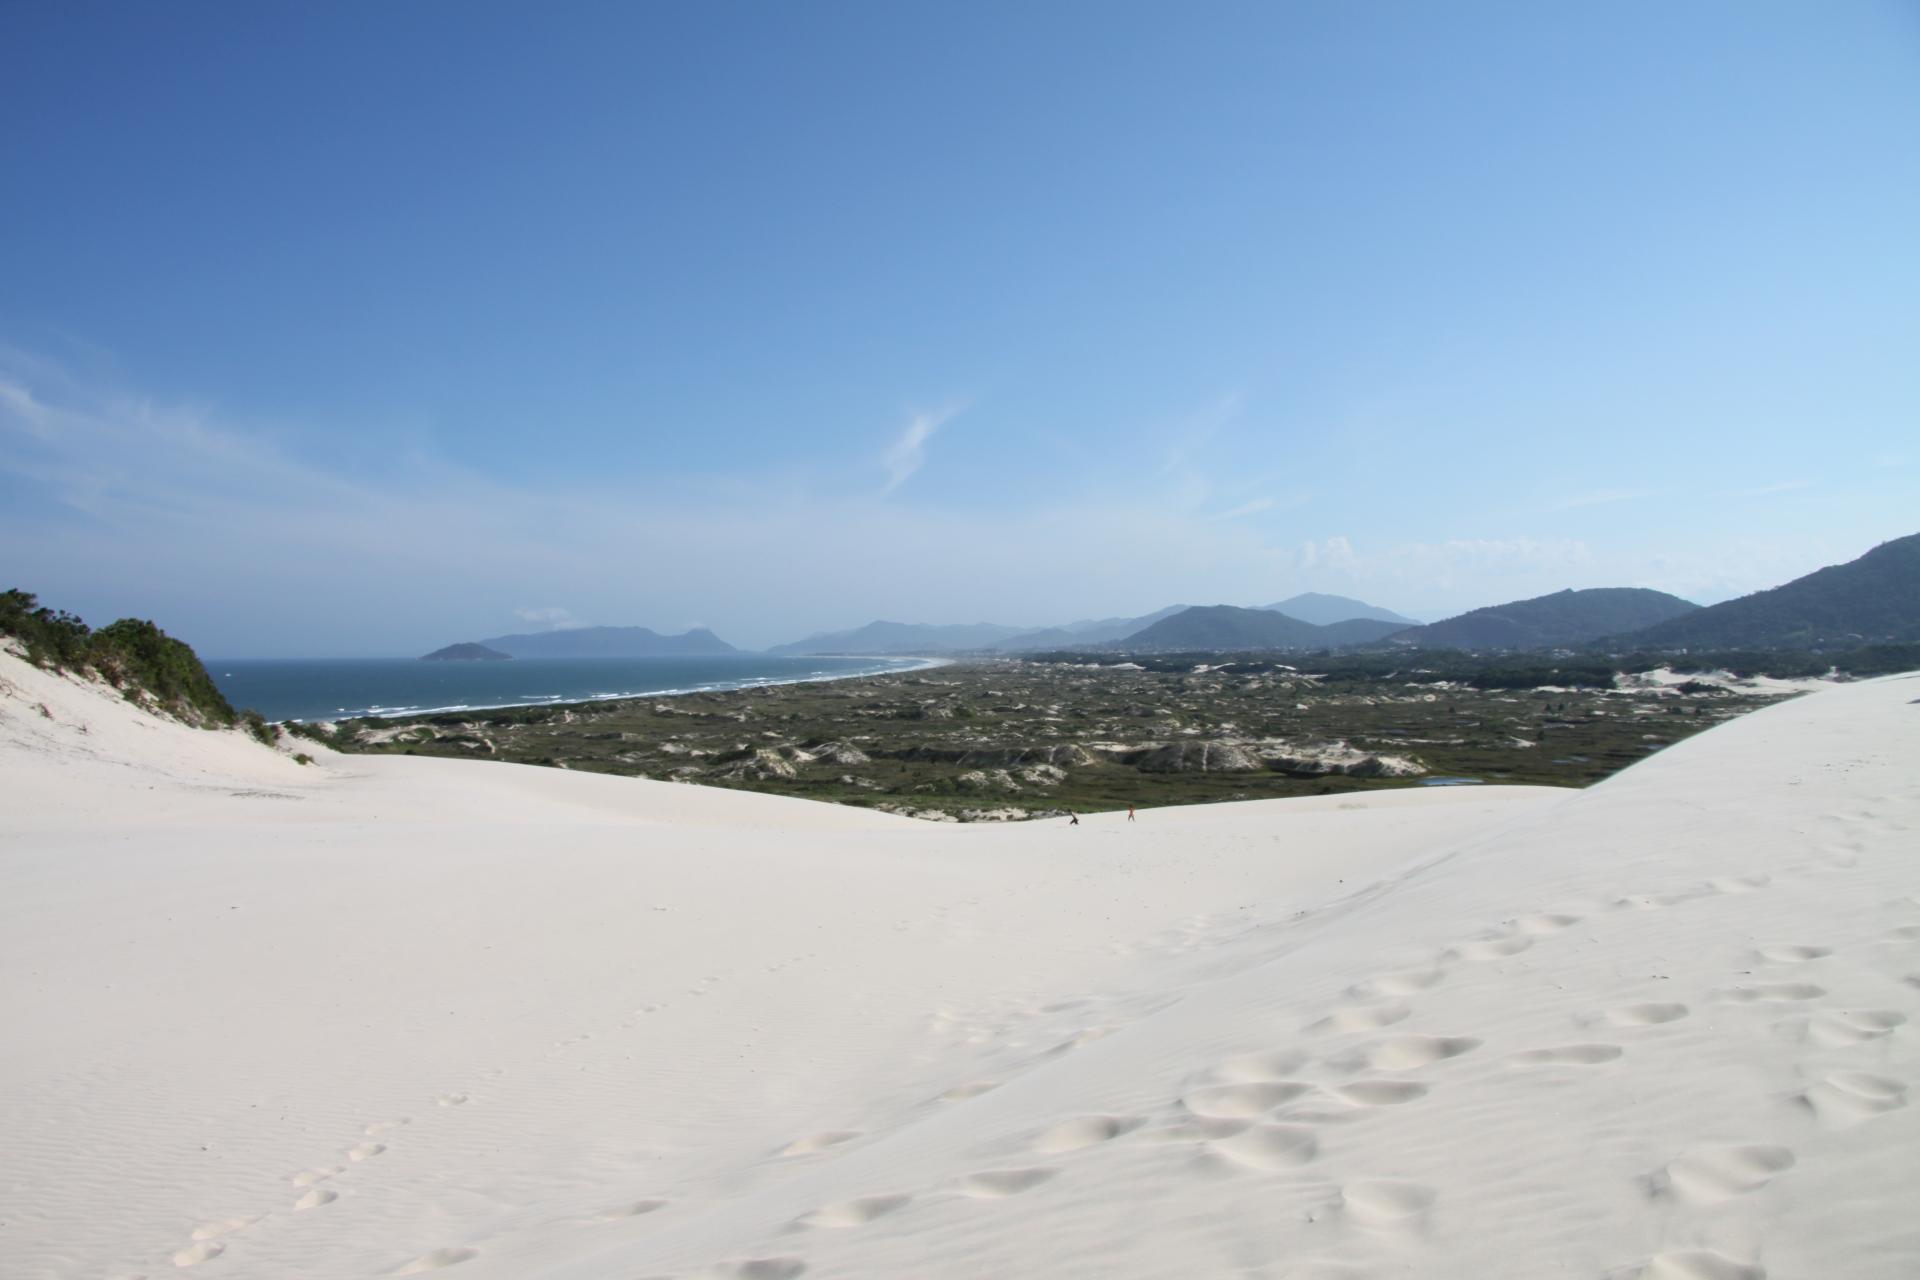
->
xmin=3 ymin=587 xmax=265 ymax=734
xmin=241 ymin=709 xmax=281 ymax=746
xmin=85 ymin=617 xmax=237 ymax=727
xmin=0 ymin=589 xmax=92 ymax=668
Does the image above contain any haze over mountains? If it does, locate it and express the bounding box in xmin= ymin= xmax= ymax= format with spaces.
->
xmin=1603 ymin=531 xmax=1920 ymax=651
xmin=1259 ymin=592 xmax=1422 ymax=627
xmin=1121 ymin=606 xmax=1408 ymax=652
xmin=428 ymin=533 xmax=1919 ymax=660
xmin=1386 ymin=588 xmax=1698 ymax=651
xmin=477 ymin=625 xmax=738 ymax=658
xmin=766 ymin=621 xmax=1030 ymax=657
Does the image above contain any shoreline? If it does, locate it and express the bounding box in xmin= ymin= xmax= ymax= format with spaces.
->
xmin=206 ymin=654 xmax=958 ymax=723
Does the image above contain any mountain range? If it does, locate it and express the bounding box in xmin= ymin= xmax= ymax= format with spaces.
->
xmin=429 ymin=532 xmax=1920 ymax=659
xmin=1387 ymin=588 xmax=1699 ymax=651
xmin=1121 ymin=606 xmax=1408 ymax=652
xmin=1258 ymin=593 xmax=1422 ymax=627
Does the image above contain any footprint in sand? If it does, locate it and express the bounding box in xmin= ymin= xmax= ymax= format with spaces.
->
xmin=295 ymin=1188 xmax=338 ymax=1210
xmin=1214 ymin=1048 xmax=1310 ymax=1081
xmin=1049 ymin=1025 xmax=1121 ymax=1053
xmin=1284 ymin=1263 xmax=1373 ymax=1280
xmin=1757 ymin=944 xmax=1831 ymax=964
xmin=939 ymin=1081 xmax=1000 ymax=1102
xmin=1182 ymin=1082 xmax=1314 ymax=1119
xmin=397 ymin=1248 xmax=479 ymax=1273
xmin=1447 ymin=933 xmax=1533 ymax=962
xmin=435 ymin=1093 xmax=469 ymax=1107
xmin=365 ymin=1117 xmax=410 ymax=1136
xmin=1509 ymin=1044 xmax=1623 ymax=1067
xmin=1034 ymin=1115 xmax=1144 ymax=1152
xmin=799 ymin=1194 xmax=912 ymax=1228
xmin=348 ymin=1141 xmax=386 ymax=1161
xmin=957 ymin=1167 xmax=1058 ymax=1198
xmin=1307 ymin=1001 xmax=1411 ymax=1035
xmin=172 ymin=1241 xmax=225 ymax=1267
xmin=1631 ymin=1249 xmax=1765 ymax=1280
xmin=293 ymin=1166 xmax=344 ymax=1187
xmin=1208 ymin=1123 xmax=1319 ymax=1171
xmin=1511 ymin=912 xmax=1583 ymax=935
xmin=1333 ymin=1080 xmax=1429 ymax=1106
xmin=781 ymin=1130 xmax=860 ymax=1156
xmin=1707 ymin=875 xmax=1770 ymax=895
xmin=1807 ymin=1009 xmax=1906 ymax=1048
xmin=189 ymin=1217 xmax=257 ymax=1242
xmin=1717 ymin=983 xmax=1825 ymax=1004
xmin=1340 ymin=1179 xmax=1436 ymax=1223
xmin=1137 ymin=1117 xmax=1251 ymax=1145
xmin=1361 ymin=1035 xmax=1480 ymax=1071
xmin=1645 ymin=1144 xmax=1795 ymax=1205
xmin=1615 ymin=892 xmax=1691 ymax=911
xmin=699 ymin=1261 xmax=807 ymax=1280
xmin=1796 ymin=1071 xmax=1908 ymax=1126
xmin=592 ymin=1199 xmax=667 ymax=1222
xmin=1348 ymin=969 xmax=1445 ymax=1000
xmin=1608 ymin=1002 xmax=1690 ymax=1027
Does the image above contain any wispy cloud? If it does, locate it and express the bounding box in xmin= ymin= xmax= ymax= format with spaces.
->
xmin=1153 ymin=393 xmax=1246 ymax=512
xmin=1211 ymin=497 xmax=1275 ymax=521
xmin=880 ymin=406 xmax=960 ymax=494
xmin=1547 ymin=488 xmax=1654 ymax=512
xmin=0 ymin=359 xmax=1310 ymax=649
xmin=5 ymin=348 xmax=1874 ymax=655
xmin=1725 ymin=480 xmax=1810 ymax=499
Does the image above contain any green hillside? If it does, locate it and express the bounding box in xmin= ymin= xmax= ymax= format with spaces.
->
xmin=1123 ymin=604 xmax=1333 ymax=650
xmin=1603 ymin=533 xmax=1920 ymax=650
xmin=1392 ymin=588 xmax=1698 ymax=650
xmin=1 ymin=588 xmax=239 ymax=728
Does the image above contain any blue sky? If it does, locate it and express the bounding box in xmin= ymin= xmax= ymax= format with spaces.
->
xmin=3 ymin=1 xmax=1916 ymax=654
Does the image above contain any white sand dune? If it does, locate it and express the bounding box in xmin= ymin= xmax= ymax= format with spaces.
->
xmin=2 ymin=651 xmax=1916 ymax=1279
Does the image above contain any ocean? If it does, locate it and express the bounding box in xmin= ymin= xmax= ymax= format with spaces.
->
xmin=206 ymin=654 xmax=935 ymax=723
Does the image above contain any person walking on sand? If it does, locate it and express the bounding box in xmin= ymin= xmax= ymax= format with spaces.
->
xmin=1127 ymin=805 xmax=1136 ymax=822
xmin=1068 ymin=811 xmax=1080 ymax=826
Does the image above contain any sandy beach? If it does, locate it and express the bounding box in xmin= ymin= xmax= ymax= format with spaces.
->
xmin=2 ymin=649 xmax=1915 ymax=1279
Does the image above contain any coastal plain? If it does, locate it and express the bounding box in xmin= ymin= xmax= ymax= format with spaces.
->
xmin=323 ymin=658 xmax=1797 ymax=821
xmin=2 ymin=649 xmax=1917 ymax=1279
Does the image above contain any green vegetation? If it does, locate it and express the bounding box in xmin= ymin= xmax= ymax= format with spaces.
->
xmin=87 ymin=618 xmax=239 ymax=726
xmin=0 ymin=589 xmax=92 ymax=667
xmin=1124 ymin=604 xmax=1353 ymax=651
xmin=283 ymin=718 xmax=350 ymax=748
xmin=421 ymin=641 xmax=512 ymax=661
xmin=241 ymin=708 xmax=282 ymax=746
xmin=2 ymin=588 xmax=245 ymax=729
xmin=1031 ymin=644 xmax=1913 ymax=684
xmin=320 ymin=651 xmax=1823 ymax=820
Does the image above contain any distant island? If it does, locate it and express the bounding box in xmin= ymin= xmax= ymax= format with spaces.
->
xmin=421 ymin=642 xmax=512 ymax=662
